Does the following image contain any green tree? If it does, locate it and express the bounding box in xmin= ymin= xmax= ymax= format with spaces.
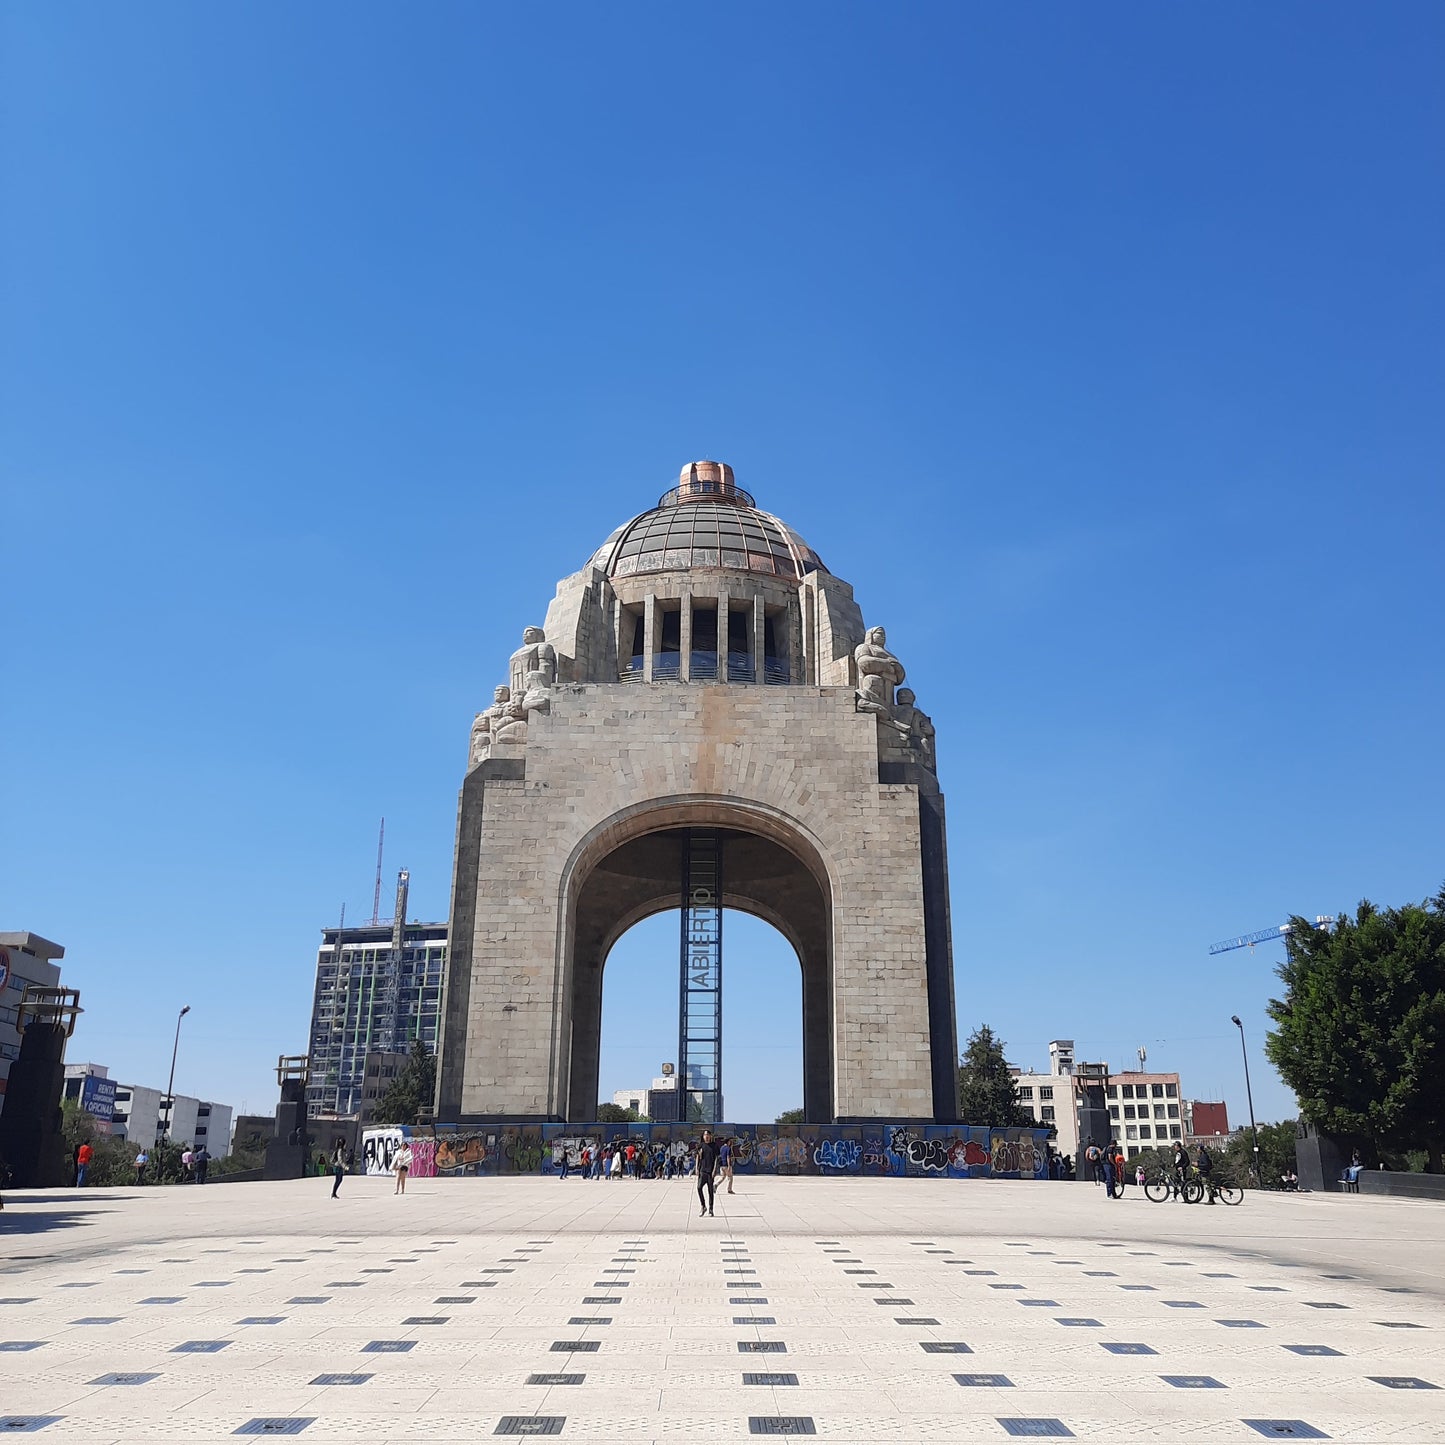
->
xmin=957 ymin=1025 xmax=1035 ymax=1128
xmin=1222 ymin=1120 xmax=1298 ymax=1187
xmin=371 ymin=1040 xmax=437 ymax=1126
xmin=775 ymin=1108 xmax=805 ymax=1125
xmin=596 ymin=1103 xmax=647 ymax=1123
xmin=1266 ymin=890 xmax=1445 ymax=1172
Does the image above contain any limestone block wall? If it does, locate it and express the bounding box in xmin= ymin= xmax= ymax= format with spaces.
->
xmin=437 ymin=682 xmax=949 ymax=1123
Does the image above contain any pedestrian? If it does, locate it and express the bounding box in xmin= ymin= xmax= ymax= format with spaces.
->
xmin=581 ymin=1144 xmax=593 ymax=1180
xmin=330 ymin=1141 xmax=347 ymax=1198
xmin=610 ymin=1146 xmax=623 ymax=1180
xmin=624 ymin=1141 xmax=636 ymax=1178
xmin=193 ymin=1145 xmax=210 ymax=1184
xmin=1195 ymin=1143 xmax=1217 ymax=1205
xmin=720 ymin=1137 xmax=734 ymax=1194
xmin=181 ymin=1146 xmax=194 ymax=1181
xmin=1084 ymin=1139 xmax=1103 ymax=1185
xmin=1111 ymin=1144 xmax=1127 ymax=1196
xmin=1135 ymin=1163 xmax=1145 ymax=1189
xmin=75 ymin=1141 xmax=94 ymax=1187
xmin=133 ymin=1149 xmax=149 ymax=1186
xmin=558 ymin=1141 xmax=571 ymax=1180
xmin=1100 ymin=1144 xmax=1116 ymax=1200
xmin=696 ymin=1130 xmax=719 ymax=1217
xmin=1171 ymin=1140 xmax=1189 ymax=1199
xmin=393 ymin=1143 xmax=412 ymax=1195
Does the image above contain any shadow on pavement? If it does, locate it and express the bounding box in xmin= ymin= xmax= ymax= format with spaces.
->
xmin=0 ymin=1203 xmax=114 ymax=1236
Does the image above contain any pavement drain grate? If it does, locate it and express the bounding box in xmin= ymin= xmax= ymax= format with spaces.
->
xmin=568 ymin=1317 xmax=611 ymax=1326
xmin=1163 ymin=1301 xmax=1205 ymax=1308
xmin=1217 ymin=1320 xmax=1265 ymax=1328
xmin=1084 ymin=1271 xmax=1117 ymax=1277
xmin=843 ymin=1270 xmax=875 ymax=1275
xmin=403 ymin=1317 xmax=449 ymax=1325
xmin=739 ymin=1341 xmax=787 ymax=1353
xmin=1374 ymin=1321 xmax=1424 ymax=1328
xmin=1368 ymin=1377 xmax=1437 ymax=1389
xmin=920 ymin=1342 xmax=972 ymax=1354
xmin=895 ymin=1317 xmax=939 ymax=1325
xmin=550 ymin=1341 xmax=600 ymax=1353
xmin=436 ymin=1297 xmax=475 ymax=1305
xmin=89 ymin=1373 xmax=158 ymax=1386
xmin=0 ymin=1344 xmax=44 ymax=1352
xmin=0 ymin=1421 xmax=63 ymax=1435
xmin=1304 ymin=1302 xmax=1348 ymax=1309
xmin=1019 ymin=1300 xmax=1059 ymax=1308
xmin=494 ymin=1418 xmax=564 ymax=1436
xmin=238 ymin=1269 xmax=271 ymax=1275
xmin=526 ymin=1375 xmax=583 ymax=1386
xmin=1118 ymin=1286 xmax=1156 ymax=1292
xmin=362 ymin=1341 xmax=416 ymax=1353
xmin=856 ymin=1282 xmax=892 ymax=1288
xmin=234 ymin=1421 xmax=314 ymax=1436
xmin=287 ymin=1298 xmax=330 ymax=1305
xmin=1101 ymin=1343 xmax=1157 ymax=1355
xmin=310 ymin=1374 xmax=372 ymax=1386
xmin=238 ymin=1318 xmax=285 ymax=1326
xmin=1283 ymin=1346 xmax=1343 ymax=1356
xmin=173 ymin=1341 xmax=231 ymax=1353
xmin=140 ymin=1297 xmax=184 ymax=1305
xmin=1161 ymin=1376 xmax=1225 ymax=1388
xmin=998 ymin=1421 xmax=1074 ymax=1439
xmin=1056 ymin=1319 xmax=1103 ymax=1327
xmin=462 ymin=1282 xmax=498 ymax=1289
xmin=1382 ymin=1286 xmax=1416 ymax=1293
xmin=193 ymin=1281 xmax=231 ymax=1288
xmin=875 ymin=1298 xmax=914 ymax=1305
xmin=56 ymin=1283 xmax=97 ymax=1289
xmin=924 ymin=1248 xmax=952 ymax=1253
xmin=747 ymin=1419 xmax=815 ymax=1436
xmin=592 ymin=1282 xmax=628 ymax=1288
xmin=966 ymin=1270 xmax=998 ymax=1276
xmin=361 ymin=1269 xmax=393 ymax=1275
xmin=69 ymin=1318 xmax=122 ymax=1325
xmin=483 ymin=1269 xmax=514 ymax=1274
xmin=1251 ymin=1286 xmax=1287 ymax=1293
xmin=734 ymin=1317 xmax=776 ymax=1325
xmin=1241 ymin=1423 xmax=1328 ymax=1440
xmin=325 ymin=1282 xmax=364 ymax=1289
xmin=583 ymin=1297 xmax=620 ymax=1305
xmin=743 ymin=1373 xmax=799 ymax=1386
xmin=732 ymin=1298 xmax=769 ymax=1305
xmin=954 ymin=1374 xmax=1013 ymax=1387
xmin=1205 ymin=1273 xmax=1238 ymax=1278
xmin=990 ymin=1284 xmax=1024 ymax=1291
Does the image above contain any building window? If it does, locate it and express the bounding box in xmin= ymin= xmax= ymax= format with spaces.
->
xmin=1121 ymin=1084 xmax=1133 ymax=1099
xmin=1017 ymin=1086 xmax=1033 ymax=1100
xmin=1125 ymin=1125 xmax=1138 ymax=1140
xmin=1154 ymin=1104 xmax=1166 ymax=1119
xmin=1039 ymin=1086 xmax=1053 ymax=1101
xmin=1167 ymin=1104 xmax=1179 ymax=1119
xmin=1109 ymin=1127 xmax=1120 ymax=1142
xmin=1108 ymin=1106 xmax=1119 ymax=1120
xmin=1139 ymin=1125 xmax=1151 ymax=1139
xmin=1170 ymin=1125 xmax=1182 ymax=1139
xmin=1040 ymin=1106 xmax=1055 ymax=1122
xmin=1106 ymin=1085 xmax=1117 ymax=1099
xmin=1165 ymin=1083 xmax=1177 ymax=1098
xmin=1123 ymin=1105 xmax=1135 ymax=1120
xmin=1127 ymin=1145 xmax=1140 ymax=1159
xmin=1152 ymin=1083 xmax=1164 ymax=1098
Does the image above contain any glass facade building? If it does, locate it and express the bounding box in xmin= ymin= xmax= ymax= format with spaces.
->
xmin=305 ymin=921 xmax=447 ymax=1117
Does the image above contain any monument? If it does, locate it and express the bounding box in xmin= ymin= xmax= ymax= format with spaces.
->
xmin=436 ymin=461 xmax=958 ymax=1125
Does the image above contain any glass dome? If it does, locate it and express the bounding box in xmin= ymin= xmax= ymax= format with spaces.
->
xmin=587 ymin=462 xmax=827 ymax=581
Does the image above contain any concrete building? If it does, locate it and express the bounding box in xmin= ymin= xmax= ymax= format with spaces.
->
xmin=108 ymin=1081 xmax=233 ymax=1157
xmin=304 ymin=871 xmax=447 ymax=1118
xmin=0 ymin=932 xmax=65 ymax=1117
xmin=439 ymin=460 xmax=957 ymax=1125
xmin=1013 ymin=1041 xmax=1188 ymax=1160
xmin=357 ymin=1049 xmax=410 ymax=1124
xmin=62 ymin=1063 xmax=119 ymax=1134
xmin=1186 ymin=1099 xmax=1232 ymax=1144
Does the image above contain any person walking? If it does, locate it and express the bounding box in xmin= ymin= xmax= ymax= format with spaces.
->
xmin=558 ymin=1142 xmax=571 ymax=1180
xmin=696 ymin=1130 xmax=719 ymax=1217
xmin=1171 ymin=1140 xmax=1190 ymax=1200
xmin=75 ymin=1142 xmax=93 ymax=1187
xmin=610 ymin=1146 xmax=623 ymax=1180
xmin=330 ymin=1141 xmax=348 ymax=1198
xmin=393 ymin=1143 xmax=412 ymax=1195
xmin=720 ymin=1137 xmax=734 ymax=1194
xmin=1111 ymin=1143 xmax=1127 ymax=1197
xmin=133 ymin=1149 xmax=149 ymax=1186
xmin=1196 ymin=1143 xmax=1217 ymax=1205
xmin=193 ymin=1145 xmax=210 ymax=1184
xmin=1100 ymin=1143 xmax=1116 ymax=1200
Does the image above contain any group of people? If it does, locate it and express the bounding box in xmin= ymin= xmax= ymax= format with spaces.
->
xmin=557 ymin=1131 xmax=736 ymax=1213
xmin=1084 ymin=1137 xmax=1220 ymax=1202
xmin=109 ymin=1143 xmax=211 ymax=1186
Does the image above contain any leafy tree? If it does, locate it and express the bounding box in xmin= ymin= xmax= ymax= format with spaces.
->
xmin=1223 ymin=1120 xmax=1298 ymax=1187
xmin=596 ymin=1103 xmax=647 ymax=1123
xmin=371 ymin=1040 xmax=437 ymax=1126
xmin=775 ymin=1108 xmax=805 ymax=1125
xmin=957 ymin=1025 xmax=1035 ymax=1128
xmin=1266 ymin=890 xmax=1445 ymax=1172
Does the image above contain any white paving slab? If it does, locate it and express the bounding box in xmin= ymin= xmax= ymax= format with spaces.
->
xmin=0 ymin=1175 xmax=1440 ymax=1441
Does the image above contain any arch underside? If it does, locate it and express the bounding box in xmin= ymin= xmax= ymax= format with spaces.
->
xmin=566 ymin=827 xmax=833 ymax=1123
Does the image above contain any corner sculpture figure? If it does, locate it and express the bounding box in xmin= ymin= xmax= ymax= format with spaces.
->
xmin=854 ymin=625 xmax=905 ymax=715
xmin=438 ymin=459 xmax=959 ymax=1128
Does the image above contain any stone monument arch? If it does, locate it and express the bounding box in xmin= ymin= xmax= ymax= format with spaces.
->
xmin=437 ymin=460 xmax=958 ymax=1124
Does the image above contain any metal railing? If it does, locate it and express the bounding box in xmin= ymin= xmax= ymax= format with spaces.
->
xmin=618 ymin=652 xmax=790 ymax=685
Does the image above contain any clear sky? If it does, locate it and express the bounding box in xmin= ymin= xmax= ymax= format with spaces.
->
xmin=5 ymin=5 xmax=1441 ymax=1129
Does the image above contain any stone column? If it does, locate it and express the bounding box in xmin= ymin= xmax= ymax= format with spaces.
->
xmin=752 ymin=593 xmax=766 ymax=683
xmin=680 ymin=592 xmax=693 ymax=683
xmin=643 ymin=593 xmax=657 ymax=683
xmin=717 ymin=589 xmax=729 ymax=681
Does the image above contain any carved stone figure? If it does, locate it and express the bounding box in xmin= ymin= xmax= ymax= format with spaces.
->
xmin=891 ymin=687 xmax=936 ymax=766
xmin=468 ymin=685 xmax=512 ymax=767
xmin=520 ymin=669 xmax=552 ymax=718
xmin=509 ymin=626 xmax=557 ymax=698
xmin=492 ymin=692 xmax=529 ymax=746
xmin=854 ymin=625 xmax=905 ymax=715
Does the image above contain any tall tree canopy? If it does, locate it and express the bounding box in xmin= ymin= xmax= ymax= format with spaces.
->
xmin=957 ymin=1024 xmax=1035 ymax=1128
xmin=1266 ymin=889 xmax=1445 ymax=1172
xmin=371 ymin=1040 xmax=437 ymax=1126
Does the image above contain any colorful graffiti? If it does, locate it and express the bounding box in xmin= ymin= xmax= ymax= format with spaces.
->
xmin=362 ymin=1122 xmax=1051 ymax=1180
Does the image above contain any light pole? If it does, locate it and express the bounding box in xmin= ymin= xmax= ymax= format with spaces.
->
xmin=1230 ymin=1014 xmax=1260 ymax=1185
xmin=157 ymin=1005 xmax=191 ymax=1152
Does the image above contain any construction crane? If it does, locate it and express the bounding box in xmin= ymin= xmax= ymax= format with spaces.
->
xmin=1209 ymin=916 xmax=1334 ymax=956
xmin=370 ymin=818 xmax=386 ymax=926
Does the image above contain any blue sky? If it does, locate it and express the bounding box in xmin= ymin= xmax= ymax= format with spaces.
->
xmin=5 ymin=5 xmax=1441 ymax=1127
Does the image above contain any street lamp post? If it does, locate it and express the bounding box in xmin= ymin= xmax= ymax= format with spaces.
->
xmin=157 ymin=1005 xmax=192 ymax=1152
xmin=1230 ymin=1014 xmax=1260 ymax=1185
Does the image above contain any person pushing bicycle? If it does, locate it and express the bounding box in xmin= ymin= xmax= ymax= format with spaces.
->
xmin=1195 ymin=1143 xmax=1218 ymax=1205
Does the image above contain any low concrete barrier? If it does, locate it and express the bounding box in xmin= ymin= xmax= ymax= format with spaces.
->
xmin=1357 ymin=1170 xmax=1445 ymax=1200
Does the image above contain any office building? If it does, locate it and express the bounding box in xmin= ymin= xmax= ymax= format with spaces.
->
xmin=304 ymin=872 xmax=447 ymax=1118
xmin=108 ymin=1081 xmax=233 ymax=1156
xmin=62 ymin=1063 xmax=119 ymax=1134
xmin=0 ymin=932 xmax=65 ymax=1117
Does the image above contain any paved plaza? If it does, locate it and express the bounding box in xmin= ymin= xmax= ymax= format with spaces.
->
xmin=0 ymin=1175 xmax=1441 ymax=1442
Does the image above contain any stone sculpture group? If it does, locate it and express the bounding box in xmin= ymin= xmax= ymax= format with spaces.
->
xmin=854 ymin=625 xmax=935 ymax=766
xmin=469 ymin=626 xmax=557 ymax=766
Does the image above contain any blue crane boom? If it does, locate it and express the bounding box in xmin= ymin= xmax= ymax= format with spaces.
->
xmin=1209 ymin=924 xmax=1292 ymax=956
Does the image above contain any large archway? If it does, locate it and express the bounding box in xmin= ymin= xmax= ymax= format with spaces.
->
xmin=563 ymin=818 xmax=833 ymax=1122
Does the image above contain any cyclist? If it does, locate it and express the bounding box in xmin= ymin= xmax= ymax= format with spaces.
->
xmin=1171 ymin=1140 xmax=1190 ymax=1200
xmin=1196 ymin=1143 xmax=1218 ymax=1205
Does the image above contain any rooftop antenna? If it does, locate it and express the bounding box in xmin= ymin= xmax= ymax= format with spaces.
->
xmin=1137 ymin=1045 xmax=1147 ymax=1071
xmin=370 ymin=818 xmax=386 ymax=926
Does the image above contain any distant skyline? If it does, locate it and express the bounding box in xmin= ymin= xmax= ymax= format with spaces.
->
xmin=5 ymin=5 xmax=1442 ymax=1130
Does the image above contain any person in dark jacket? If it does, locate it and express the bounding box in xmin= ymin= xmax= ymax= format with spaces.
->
xmin=696 ymin=1131 xmax=719 ymax=1217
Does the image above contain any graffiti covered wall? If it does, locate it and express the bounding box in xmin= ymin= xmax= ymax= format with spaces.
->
xmin=362 ymin=1123 xmax=1052 ymax=1180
